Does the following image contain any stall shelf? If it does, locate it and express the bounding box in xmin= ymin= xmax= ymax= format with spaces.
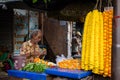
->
xmin=8 ymin=68 xmax=92 ymax=80
xmin=45 ymin=68 xmax=92 ymax=79
xmin=8 ymin=70 xmax=47 ymax=80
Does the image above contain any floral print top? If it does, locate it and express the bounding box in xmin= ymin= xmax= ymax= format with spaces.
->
xmin=20 ymin=40 xmax=41 ymax=62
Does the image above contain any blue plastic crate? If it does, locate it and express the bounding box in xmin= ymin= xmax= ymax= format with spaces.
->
xmin=45 ymin=68 xmax=92 ymax=79
xmin=8 ymin=70 xmax=47 ymax=80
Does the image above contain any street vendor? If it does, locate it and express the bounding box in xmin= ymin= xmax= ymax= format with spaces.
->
xmin=76 ymin=31 xmax=82 ymax=54
xmin=72 ymin=31 xmax=82 ymax=56
xmin=20 ymin=29 xmax=47 ymax=63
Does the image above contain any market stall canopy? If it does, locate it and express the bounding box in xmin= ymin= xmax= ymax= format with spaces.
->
xmin=0 ymin=0 xmax=113 ymax=21
xmin=0 ymin=0 xmax=41 ymax=11
xmin=47 ymin=1 xmax=95 ymax=21
xmin=23 ymin=0 xmax=112 ymax=21
xmin=23 ymin=0 xmax=96 ymax=21
xmin=23 ymin=0 xmax=97 ymax=11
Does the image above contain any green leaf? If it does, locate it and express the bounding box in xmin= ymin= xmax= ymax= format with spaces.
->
xmin=48 ymin=0 xmax=51 ymax=2
xmin=32 ymin=0 xmax=38 ymax=3
xmin=43 ymin=0 xmax=47 ymax=4
xmin=22 ymin=62 xmax=47 ymax=73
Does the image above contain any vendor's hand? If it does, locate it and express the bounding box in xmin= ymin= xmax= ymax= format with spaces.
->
xmin=41 ymin=49 xmax=47 ymax=55
xmin=29 ymin=57 xmax=34 ymax=62
xmin=39 ymin=49 xmax=47 ymax=59
xmin=34 ymin=51 xmax=41 ymax=57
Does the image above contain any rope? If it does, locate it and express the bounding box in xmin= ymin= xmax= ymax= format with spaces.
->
xmin=108 ymin=0 xmax=112 ymax=6
xmin=108 ymin=0 xmax=112 ymax=7
xmin=106 ymin=0 xmax=113 ymax=10
xmin=94 ymin=0 xmax=99 ymax=9
xmin=99 ymin=0 xmax=102 ymax=11
xmin=94 ymin=0 xmax=103 ymax=11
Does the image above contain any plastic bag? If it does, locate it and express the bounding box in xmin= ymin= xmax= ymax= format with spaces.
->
xmin=56 ymin=54 xmax=66 ymax=64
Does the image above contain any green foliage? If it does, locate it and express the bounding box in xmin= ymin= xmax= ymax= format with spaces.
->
xmin=32 ymin=0 xmax=51 ymax=4
xmin=32 ymin=0 xmax=37 ymax=3
xmin=48 ymin=0 xmax=51 ymax=2
xmin=22 ymin=62 xmax=48 ymax=73
xmin=44 ymin=0 xmax=47 ymax=3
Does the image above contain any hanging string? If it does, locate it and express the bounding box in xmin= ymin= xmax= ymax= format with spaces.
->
xmin=99 ymin=0 xmax=102 ymax=12
xmin=108 ymin=0 xmax=112 ymax=7
xmin=94 ymin=0 xmax=99 ymax=9
xmin=94 ymin=0 xmax=103 ymax=11
xmin=107 ymin=0 xmax=113 ymax=10
xmin=107 ymin=0 xmax=109 ymax=7
xmin=107 ymin=0 xmax=112 ymax=7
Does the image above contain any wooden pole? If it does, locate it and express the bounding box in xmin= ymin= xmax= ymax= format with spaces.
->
xmin=13 ymin=10 xmax=15 ymax=55
xmin=41 ymin=12 xmax=44 ymax=44
xmin=28 ymin=10 xmax=30 ymax=39
xmin=67 ymin=21 xmax=72 ymax=58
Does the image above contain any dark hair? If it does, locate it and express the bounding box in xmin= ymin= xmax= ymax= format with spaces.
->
xmin=30 ymin=29 xmax=41 ymax=39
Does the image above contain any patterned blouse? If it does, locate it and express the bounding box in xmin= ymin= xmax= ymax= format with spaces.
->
xmin=20 ymin=40 xmax=41 ymax=63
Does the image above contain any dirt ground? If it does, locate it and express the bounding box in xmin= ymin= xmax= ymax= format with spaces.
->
xmin=0 ymin=70 xmax=9 ymax=80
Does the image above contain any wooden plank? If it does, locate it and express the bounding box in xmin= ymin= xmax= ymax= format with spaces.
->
xmin=15 ymin=35 xmax=26 ymax=38
xmin=15 ymin=41 xmax=24 ymax=44
xmin=9 ymin=76 xmax=22 ymax=80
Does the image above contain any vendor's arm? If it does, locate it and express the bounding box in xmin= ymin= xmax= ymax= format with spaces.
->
xmin=34 ymin=45 xmax=47 ymax=58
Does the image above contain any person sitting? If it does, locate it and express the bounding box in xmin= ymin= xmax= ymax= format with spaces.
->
xmin=20 ymin=29 xmax=47 ymax=63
